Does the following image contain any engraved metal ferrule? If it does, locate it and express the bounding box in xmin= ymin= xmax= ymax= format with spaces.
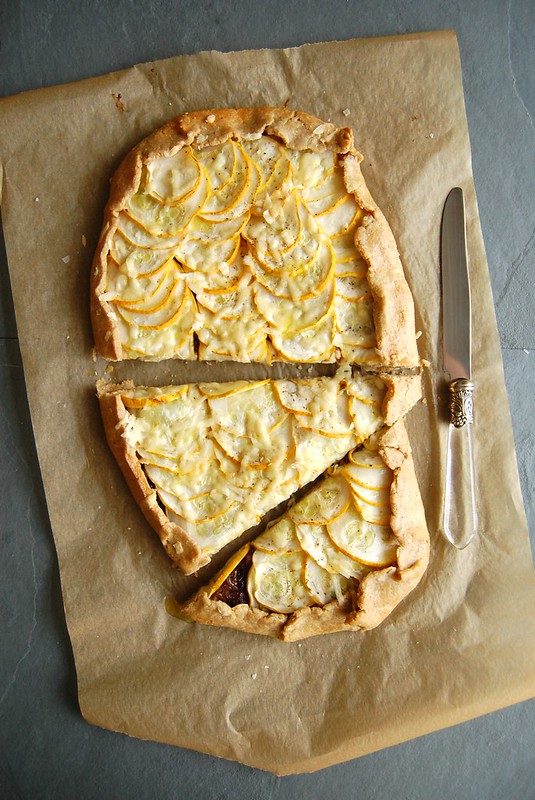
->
xmin=448 ymin=378 xmax=474 ymax=428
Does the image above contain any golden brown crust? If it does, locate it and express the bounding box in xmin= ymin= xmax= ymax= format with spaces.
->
xmin=355 ymin=209 xmax=420 ymax=368
xmin=178 ymin=593 xmax=288 ymax=639
xmin=90 ymin=220 xmax=123 ymax=360
xmin=90 ymin=107 xmax=418 ymax=367
xmin=97 ymin=382 xmax=210 ymax=574
xmin=380 ymin=372 xmax=422 ymax=427
xmin=347 ymin=420 xmax=430 ymax=631
xmin=340 ymin=153 xmax=420 ymax=368
xmin=178 ymin=418 xmax=430 ymax=640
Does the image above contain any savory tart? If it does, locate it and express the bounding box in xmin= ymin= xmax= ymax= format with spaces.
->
xmin=177 ymin=420 xmax=429 ymax=640
xmin=93 ymin=107 xmax=428 ymax=637
xmin=91 ymin=107 xmax=419 ymax=367
xmin=97 ymin=367 xmax=421 ymax=574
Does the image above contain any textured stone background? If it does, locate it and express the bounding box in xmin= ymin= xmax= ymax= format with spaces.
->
xmin=1 ymin=1 xmax=533 ymax=798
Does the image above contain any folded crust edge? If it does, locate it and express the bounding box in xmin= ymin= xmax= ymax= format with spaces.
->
xmin=97 ymin=383 xmax=210 ymax=574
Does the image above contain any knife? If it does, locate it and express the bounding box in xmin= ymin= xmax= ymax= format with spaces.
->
xmin=441 ymin=187 xmax=478 ymax=549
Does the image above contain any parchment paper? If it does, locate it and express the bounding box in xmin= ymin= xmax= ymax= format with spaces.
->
xmin=1 ymin=31 xmax=534 ymax=775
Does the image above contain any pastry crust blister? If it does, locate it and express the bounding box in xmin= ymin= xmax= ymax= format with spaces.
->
xmin=92 ymin=107 xmax=428 ymax=640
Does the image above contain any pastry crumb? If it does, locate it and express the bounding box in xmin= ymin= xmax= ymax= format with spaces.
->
xmin=82 ymin=234 xmax=87 ymax=247
xmin=342 ymin=108 xmax=351 ymax=116
xmin=112 ymin=92 xmax=127 ymax=112
xmin=34 ymin=196 xmax=40 ymax=202
xmin=61 ymin=255 xmax=70 ymax=264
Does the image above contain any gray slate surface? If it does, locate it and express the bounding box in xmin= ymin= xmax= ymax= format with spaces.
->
xmin=1 ymin=1 xmax=534 ymax=798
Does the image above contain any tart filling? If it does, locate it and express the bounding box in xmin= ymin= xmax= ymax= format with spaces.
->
xmin=91 ymin=108 xmax=419 ymax=368
xmin=101 ymin=139 xmax=372 ymax=362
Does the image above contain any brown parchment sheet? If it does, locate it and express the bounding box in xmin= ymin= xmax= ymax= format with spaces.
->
xmin=1 ymin=30 xmax=535 ymax=775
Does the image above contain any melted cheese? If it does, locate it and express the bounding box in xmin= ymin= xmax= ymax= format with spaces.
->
xmin=103 ymin=137 xmax=377 ymax=361
xmin=118 ymin=370 xmax=386 ymax=557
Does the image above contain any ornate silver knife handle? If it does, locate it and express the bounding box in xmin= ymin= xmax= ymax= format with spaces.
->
xmin=442 ymin=378 xmax=478 ymax=549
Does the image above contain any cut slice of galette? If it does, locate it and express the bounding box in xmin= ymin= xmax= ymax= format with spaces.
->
xmin=97 ymin=367 xmax=421 ymax=574
xmin=177 ymin=420 xmax=429 ymax=640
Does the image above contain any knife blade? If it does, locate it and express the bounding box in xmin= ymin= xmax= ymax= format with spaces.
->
xmin=440 ymin=187 xmax=478 ymax=549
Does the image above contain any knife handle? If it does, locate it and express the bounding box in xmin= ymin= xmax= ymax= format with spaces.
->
xmin=442 ymin=378 xmax=478 ymax=549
